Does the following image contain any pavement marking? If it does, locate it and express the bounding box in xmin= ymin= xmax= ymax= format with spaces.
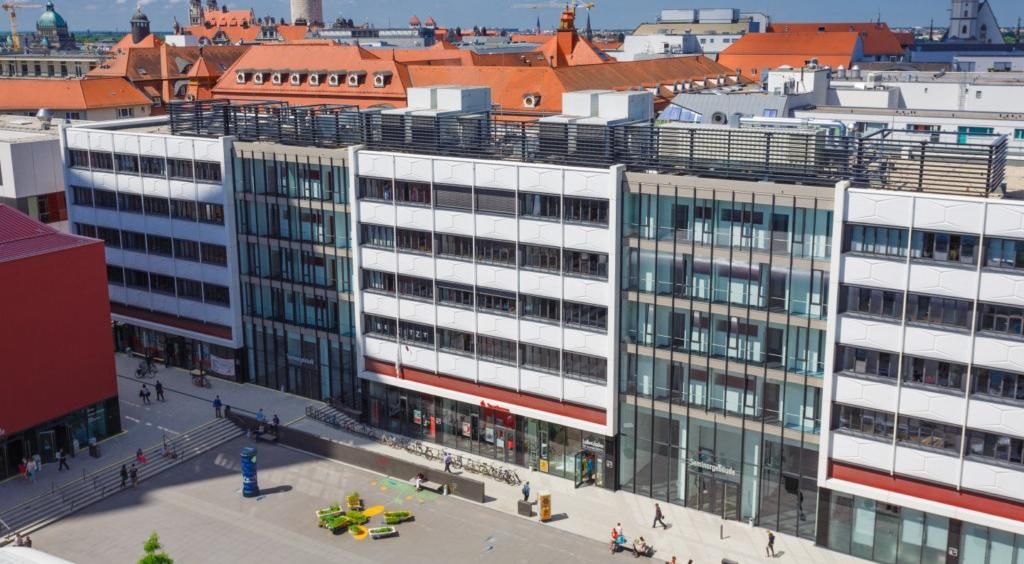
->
xmin=124 ymin=416 xmax=141 ymax=424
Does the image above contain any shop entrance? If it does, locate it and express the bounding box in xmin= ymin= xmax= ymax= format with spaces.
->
xmin=38 ymin=430 xmax=57 ymax=463
xmin=495 ymin=425 xmax=515 ymax=464
xmin=573 ymin=450 xmax=601 ymax=488
xmin=688 ymin=473 xmax=740 ymax=520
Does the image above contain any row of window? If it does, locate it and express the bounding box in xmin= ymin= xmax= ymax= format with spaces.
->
xmin=71 ymin=185 xmax=225 ymax=225
xmin=357 ymin=177 xmax=609 ymax=226
xmin=106 ymin=265 xmax=230 ymax=306
xmin=834 ymin=403 xmax=1024 ymax=468
xmin=836 ymin=345 xmax=1024 ymax=402
xmin=360 ymin=224 xmax=609 ymax=280
xmin=845 ymin=223 xmax=1024 ymax=271
xmin=363 ymin=314 xmax=608 ymax=384
xmin=75 ymin=223 xmax=227 ymax=266
xmin=840 ymin=284 xmax=1024 ymax=337
xmin=362 ymin=269 xmax=608 ymax=332
xmin=68 ymin=150 xmax=222 ymax=183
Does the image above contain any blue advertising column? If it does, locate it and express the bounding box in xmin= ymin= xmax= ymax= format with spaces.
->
xmin=241 ymin=446 xmax=259 ymax=497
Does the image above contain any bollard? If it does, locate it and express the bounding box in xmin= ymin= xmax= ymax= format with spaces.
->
xmin=719 ymin=523 xmax=724 ymax=540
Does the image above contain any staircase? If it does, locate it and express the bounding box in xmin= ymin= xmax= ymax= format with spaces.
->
xmin=0 ymin=418 xmax=242 ymax=544
xmin=305 ymin=404 xmax=358 ymax=430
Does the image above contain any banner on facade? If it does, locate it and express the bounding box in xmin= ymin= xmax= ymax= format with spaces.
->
xmin=210 ymin=355 xmax=235 ymax=376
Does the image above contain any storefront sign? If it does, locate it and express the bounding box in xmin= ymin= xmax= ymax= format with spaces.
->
xmin=582 ymin=437 xmax=605 ymax=451
xmin=479 ymin=400 xmax=509 ymax=413
xmin=211 ymin=355 xmax=236 ymax=376
xmin=413 ymin=410 xmax=422 ymax=425
xmin=286 ymin=354 xmax=313 ymax=367
xmin=687 ymin=458 xmax=737 ymax=477
xmin=539 ymin=459 xmax=549 ymax=473
xmin=461 ymin=421 xmax=472 ymax=438
xmin=485 ymin=427 xmax=495 ymax=444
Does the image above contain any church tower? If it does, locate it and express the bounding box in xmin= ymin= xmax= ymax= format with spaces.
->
xmin=189 ymin=0 xmax=203 ymax=26
xmin=948 ymin=0 xmax=980 ymax=40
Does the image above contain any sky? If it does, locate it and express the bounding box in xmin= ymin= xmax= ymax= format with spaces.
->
xmin=17 ymin=0 xmax=1024 ymax=33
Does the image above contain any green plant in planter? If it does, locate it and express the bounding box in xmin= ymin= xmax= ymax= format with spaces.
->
xmin=346 ymin=492 xmax=361 ymax=508
xmin=345 ymin=510 xmax=369 ymax=525
xmin=324 ymin=515 xmax=351 ymax=532
xmin=348 ymin=524 xmax=366 ymax=535
xmin=383 ymin=510 xmax=412 ymax=525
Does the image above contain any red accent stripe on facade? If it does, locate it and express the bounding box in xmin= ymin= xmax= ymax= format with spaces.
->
xmin=110 ymin=302 xmax=233 ymax=340
xmin=364 ymin=356 xmax=606 ymax=425
xmin=829 ymin=460 xmax=1024 ymax=522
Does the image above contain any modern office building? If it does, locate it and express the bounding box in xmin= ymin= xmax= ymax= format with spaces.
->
xmin=60 ymin=116 xmax=244 ymax=378
xmin=0 ymin=205 xmax=120 ymax=479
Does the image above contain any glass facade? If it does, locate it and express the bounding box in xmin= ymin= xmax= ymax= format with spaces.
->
xmin=618 ymin=183 xmax=832 ymax=539
xmin=233 ymin=148 xmax=358 ymax=406
xmin=112 ymin=323 xmax=240 ymax=377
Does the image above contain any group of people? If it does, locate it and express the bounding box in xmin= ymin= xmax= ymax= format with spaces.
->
xmin=119 ymin=463 xmax=139 ymax=488
xmin=16 ymin=451 xmax=60 ymax=481
xmin=138 ymin=381 xmax=165 ymax=405
xmin=12 ymin=533 xmax=32 ymax=548
xmin=609 ymin=521 xmax=651 ymax=557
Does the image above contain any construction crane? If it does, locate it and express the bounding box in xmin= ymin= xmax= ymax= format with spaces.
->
xmin=513 ymin=2 xmax=594 ymax=11
xmin=2 ymin=2 xmax=43 ymax=52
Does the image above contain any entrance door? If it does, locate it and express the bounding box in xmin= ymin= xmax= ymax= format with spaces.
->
xmin=573 ymin=451 xmax=585 ymax=488
xmin=722 ymin=481 xmax=740 ymax=521
xmin=495 ymin=426 xmax=515 ymax=463
xmin=38 ymin=430 xmax=57 ymax=463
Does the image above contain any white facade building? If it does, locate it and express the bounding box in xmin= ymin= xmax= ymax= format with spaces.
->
xmin=60 ymin=117 xmax=244 ymax=374
xmin=0 ymin=115 xmax=71 ymax=229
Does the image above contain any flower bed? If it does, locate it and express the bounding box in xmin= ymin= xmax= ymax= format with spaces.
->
xmin=369 ymin=526 xmax=398 ymax=539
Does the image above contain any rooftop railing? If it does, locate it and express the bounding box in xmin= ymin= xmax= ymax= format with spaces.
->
xmin=168 ymin=101 xmax=1008 ymax=196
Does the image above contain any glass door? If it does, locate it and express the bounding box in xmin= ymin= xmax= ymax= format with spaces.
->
xmin=38 ymin=430 xmax=57 ymax=463
xmin=573 ymin=451 xmax=585 ymax=488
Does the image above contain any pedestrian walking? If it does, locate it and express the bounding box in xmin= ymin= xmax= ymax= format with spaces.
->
xmin=136 ymin=448 xmax=147 ymax=464
xmin=521 ymin=481 xmax=530 ymax=502
xmin=25 ymin=458 xmax=35 ymax=482
xmin=652 ymin=502 xmax=667 ymax=529
xmin=256 ymin=408 xmax=266 ymax=423
xmin=213 ymin=395 xmax=223 ymax=418
xmin=32 ymin=453 xmax=42 ymax=477
xmin=272 ymin=414 xmax=280 ymax=436
xmin=155 ymin=380 xmax=165 ymax=402
xmin=614 ymin=522 xmax=624 ymax=539
xmin=139 ymin=384 xmax=150 ymax=405
xmin=18 ymin=458 xmax=27 ymax=480
xmin=57 ymin=449 xmax=70 ymax=472
xmin=120 ymin=464 xmax=128 ymax=488
xmin=443 ymin=451 xmax=453 ymax=473
xmin=766 ymin=530 xmax=776 ymax=558
xmin=129 ymin=463 xmax=139 ymax=487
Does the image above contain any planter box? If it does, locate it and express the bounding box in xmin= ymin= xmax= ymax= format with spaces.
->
xmin=369 ymin=527 xmax=398 ymax=539
xmin=383 ymin=511 xmax=412 ymax=525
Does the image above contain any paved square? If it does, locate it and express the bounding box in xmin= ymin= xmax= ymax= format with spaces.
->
xmin=29 ymin=437 xmax=613 ymax=563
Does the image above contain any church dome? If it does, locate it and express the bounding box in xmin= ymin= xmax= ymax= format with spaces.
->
xmin=36 ymin=2 xmax=68 ymax=31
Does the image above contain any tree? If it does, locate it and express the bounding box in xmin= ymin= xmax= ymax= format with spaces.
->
xmin=138 ymin=532 xmax=173 ymax=564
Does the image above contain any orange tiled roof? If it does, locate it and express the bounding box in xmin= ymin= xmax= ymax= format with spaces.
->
xmin=718 ymin=31 xmax=862 ymax=78
xmin=894 ymin=31 xmax=915 ymax=48
xmin=203 ymin=9 xmax=256 ymax=28
xmin=534 ymin=32 xmax=612 ymax=66
xmin=768 ymin=22 xmax=905 ymax=56
xmin=510 ymin=34 xmax=553 ymax=43
xmin=91 ymin=44 xmax=248 ymax=82
xmin=0 ymin=77 xmax=151 ymax=111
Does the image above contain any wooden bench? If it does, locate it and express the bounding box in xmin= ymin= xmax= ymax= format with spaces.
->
xmin=409 ymin=477 xmax=444 ymax=494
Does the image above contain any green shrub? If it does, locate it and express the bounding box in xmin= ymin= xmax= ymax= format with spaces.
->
xmin=346 ymin=492 xmax=361 ymax=506
xmin=345 ymin=510 xmax=369 ymax=525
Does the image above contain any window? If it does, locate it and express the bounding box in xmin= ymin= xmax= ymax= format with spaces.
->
xmin=122 ymin=230 xmax=147 ymax=252
xmin=197 ymin=202 xmax=224 ymax=225
xmin=834 ymin=346 xmax=898 ymax=379
xmin=118 ymin=192 xmax=143 ymax=213
xmin=174 ymin=239 xmax=200 ymax=262
xmin=563 ymin=301 xmax=607 ymax=331
xmin=363 ymin=269 xmax=396 ymax=293
xmin=978 ymin=303 xmax=1024 ymax=337
xmin=984 ymin=238 xmax=1024 ymax=270
xmin=93 ymin=189 xmax=118 ymax=209
xmin=150 ymin=273 xmax=176 ymax=296
xmin=124 ymin=268 xmax=149 ymax=289
xmin=195 ymin=161 xmax=222 ymax=182
xmin=520 ymin=244 xmax=560 ymax=272
xmin=167 ymin=158 xmax=194 ymax=180
xmin=477 ymin=289 xmax=516 ymax=316
xmin=897 ymin=417 xmax=961 ymax=453
xmin=475 ymin=188 xmax=516 ymax=216
xmin=95 ymin=226 xmax=121 ymax=248
xmin=564 ymin=250 xmax=608 ymax=279
xmin=68 ymin=149 xmax=90 ymax=169
xmin=115 ymin=153 xmax=139 ymax=174
xmin=902 ymin=356 xmax=966 ymax=391
xmin=358 ymin=177 xmax=392 ymax=201
xmin=365 ymin=314 xmax=397 ymax=338
xmin=203 ymin=283 xmax=231 ymax=306
xmin=833 ymin=404 xmax=895 ymax=440
xmin=398 ymin=275 xmax=433 ymax=300
xmin=399 ymin=320 xmax=434 ymax=346
xmin=563 ymin=351 xmax=607 ymax=384
xmin=434 ymin=233 xmax=473 ymax=260
xmin=519 ymin=192 xmax=559 ymax=220
xmin=843 ymin=224 xmax=908 ymax=257
xmin=395 ymin=181 xmax=430 ymax=205
xmin=839 ymin=285 xmax=903 ymax=319
xmin=433 ymin=184 xmax=473 ymax=211
xmin=200 ymin=243 xmax=227 ymax=266
xmin=437 ymin=282 xmax=474 ymax=308
xmin=147 ymin=235 xmax=173 ymax=257
xmin=143 ymin=196 xmax=170 ymax=216
xmin=107 ymin=265 xmax=124 ymax=285
xmin=75 ymin=223 xmax=97 ymax=238
xmin=171 ymin=199 xmax=198 ymax=221
xmin=396 ymin=228 xmax=432 ymax=254
xmin=117 ymin=107 xmax=135 ymax=118
xmin=89 ymin=151 xmax=113 ymax=171
xmin=911 ymin=230 xmax=978 ymax=265
xmin=520 ymin=343 xmax=560 ymax=374
xmin=477 ymin=335 xmax=516 ymax=365
xmin=140 ymin=156 xmax=165 ymax=177
xmin=475 ymin=238 xmax=516 ymax=266
xmin=1015 ymin=129 xmax=1024 ymax=141
xmin=967 ymin=430 xmax=1024 ymax=467
xmin=972 ymin=367 xmax=1024 ymax=402
xmin=521 ymin=294 xmax=560 ymax=323
xmin=360 ymin=223 xmax=394 ymax=248
xmin=71 ymin=186 xmax=93 ymax=206
xmin=564 ymin=197 xmax=608 ymax=226
xmin=438 ymin=328 xmax=474 ymax=356
xmin=906 ymin=293 xmax=972 ymax=328
xmin=176 ymin=278 xmax=203 ymax=301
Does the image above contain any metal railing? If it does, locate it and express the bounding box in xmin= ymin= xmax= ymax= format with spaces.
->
xmin=167 ymin=101 xmax=1009 ymax=196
